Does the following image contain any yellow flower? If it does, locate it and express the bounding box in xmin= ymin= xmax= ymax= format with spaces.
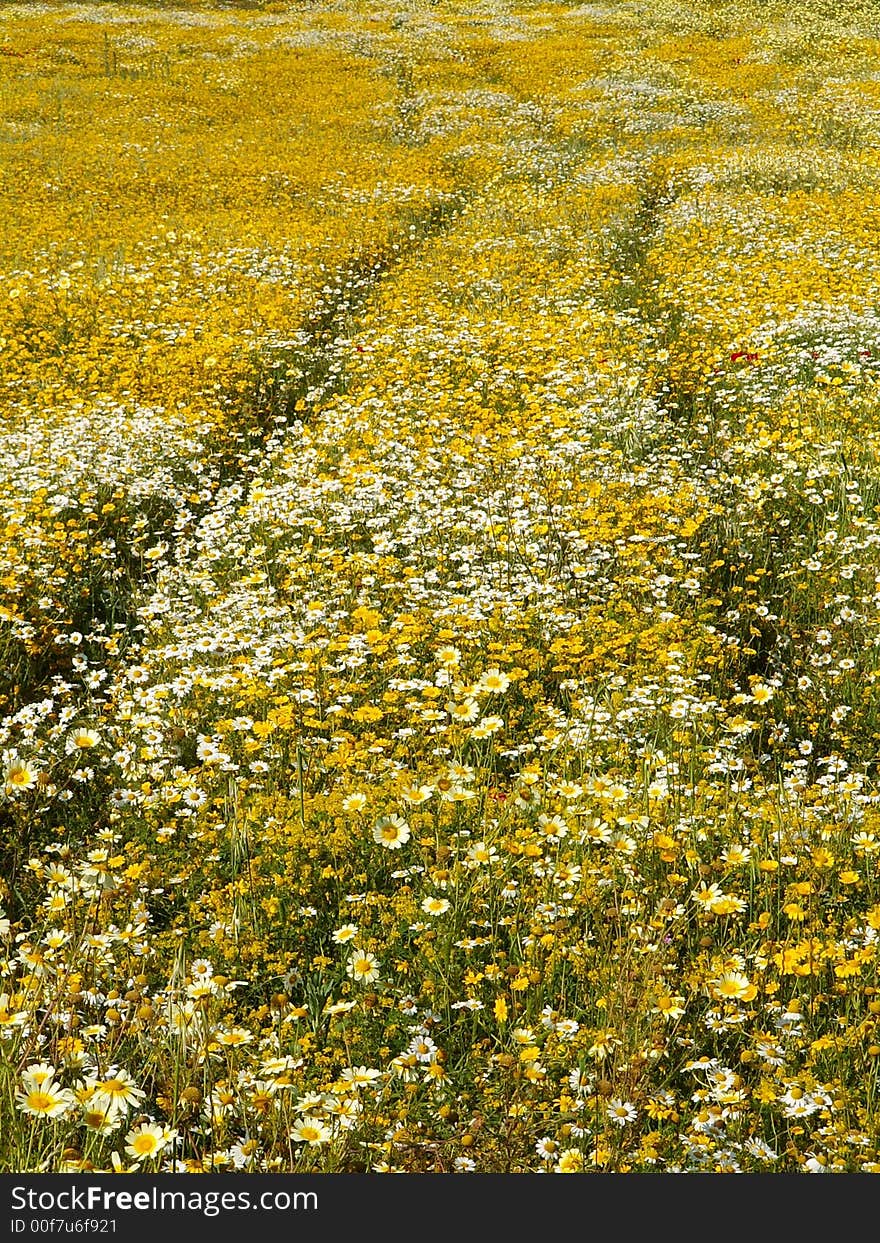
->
xmin=555 ymin=1149 xmax=584 ymax=1173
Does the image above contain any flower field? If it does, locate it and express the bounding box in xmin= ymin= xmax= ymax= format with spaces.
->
xmin=6 ymin=0 xmax=880 ymax=1173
